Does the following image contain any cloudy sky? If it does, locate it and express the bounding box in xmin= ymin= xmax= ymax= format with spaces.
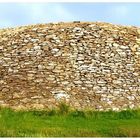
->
xmin=0 ymin=3 xmax=140 ymax=28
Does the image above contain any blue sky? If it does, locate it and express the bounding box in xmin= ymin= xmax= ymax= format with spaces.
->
xmin=0 ymin=3 xmax=140 ymax=28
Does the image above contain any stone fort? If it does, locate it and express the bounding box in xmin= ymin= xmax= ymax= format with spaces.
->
xmin=0 ymin=22 xmax=139 ymax=111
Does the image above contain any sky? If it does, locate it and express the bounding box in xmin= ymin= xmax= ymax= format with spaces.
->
xmin=0 ymin=3 xmax=140 ymax=28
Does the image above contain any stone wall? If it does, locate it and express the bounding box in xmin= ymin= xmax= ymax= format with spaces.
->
xmin=0 ymin=22 xmax=140 ymax=111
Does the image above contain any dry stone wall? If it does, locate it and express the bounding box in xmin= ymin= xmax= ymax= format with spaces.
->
xmin=0 ymin=22 xmax=140 ymax=111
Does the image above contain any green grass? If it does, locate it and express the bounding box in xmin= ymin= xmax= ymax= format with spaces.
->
xmin=0 ymin=105 xmax=140 ymax=137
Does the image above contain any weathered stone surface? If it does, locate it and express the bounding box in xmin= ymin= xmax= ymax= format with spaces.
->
xmin=0 ymin=21 xmax=140 ymax=111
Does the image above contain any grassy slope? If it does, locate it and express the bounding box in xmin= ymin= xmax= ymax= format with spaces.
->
xmin=0 ymin=106 xmax=140 ymax=137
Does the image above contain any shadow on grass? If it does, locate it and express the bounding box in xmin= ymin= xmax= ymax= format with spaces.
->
xmin=107 ymin=127 xmax=140 ymax=137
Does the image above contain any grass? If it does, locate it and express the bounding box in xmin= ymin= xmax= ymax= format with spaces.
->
xmin=0 ymin=104 xmax=140 ymax=137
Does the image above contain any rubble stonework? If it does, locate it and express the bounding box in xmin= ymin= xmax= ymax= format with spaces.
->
xmin=0 ymin=22 xmax=140 ymax=111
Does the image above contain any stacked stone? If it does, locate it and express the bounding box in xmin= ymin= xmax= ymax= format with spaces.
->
xmin=0 ymin=22 xmax=140 ymax=110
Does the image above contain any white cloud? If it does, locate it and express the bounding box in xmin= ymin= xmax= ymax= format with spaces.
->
xmin=113 ymin=5 xmax=129 ymax=17
xmin=0 ymin=3 xmax=77 ymax=28
xmin=29 ymin=4 xmax=47 ymax=21
xmin=105 ymin=5 xmax=130 ymax=25
xmin=51 ymin=4 xmax=75 ymax=20
xmin=24 ymin=3 xmax=76 ymax=23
